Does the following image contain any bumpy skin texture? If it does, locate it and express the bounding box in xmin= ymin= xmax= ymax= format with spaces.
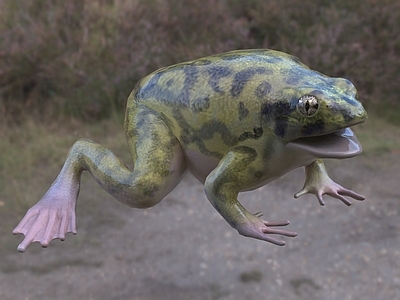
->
xmin=13 ymin=49 xmax=367 ymax=252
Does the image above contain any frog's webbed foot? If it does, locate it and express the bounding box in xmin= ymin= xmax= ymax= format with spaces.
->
xmin=236 ymin=217 xmax=297 ymax=246
xmin=294 ymin=159 xmax=365 ymax=206
xmin=13 ymin=185 xmax=77 ymax=253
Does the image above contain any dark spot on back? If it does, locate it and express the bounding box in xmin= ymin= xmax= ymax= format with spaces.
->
xmin=238 ymin=102 xmax=249 ymax=120
xmin=283 ymin=67 xmax=313 ymax=86
xmin=207 ymin=66 xmax=232 ymax=93
xmin=261 ymin=101 xmax=294 ymax=119
xmin=238 ymin=127 xmax=264 ymax=141
xmin=274 ymin=119 xmax=288 ymax=138
xmin=173 ymin=109 xmax=239 ymax=157
xmin=285 ymin=76 xmax=301 ymax=85
xmin=231 ymin=68 xmax=267 ymax=97
xmin=255 ymin=81 xmax=272 ymax=98
xmin=137 ymin=66 xmax=199 ymax=108
xmin=191 ymin=96 xmax=210 ymax=112
xmin=261 ymin=101 xmax=295 ymax=138
xmin=198 ymin=120 xmax=238 ymax=146
xmin=176 ymin=66 xmax=199 ymax=106
xmin=136 ymin=72 xmax=163 ymax=99
xmin=261 ymin=56 xmax=282 ymax=64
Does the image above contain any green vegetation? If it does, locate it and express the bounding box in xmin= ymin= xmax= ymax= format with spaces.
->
xmin=1 ymin=0 xmax=399 ymax=122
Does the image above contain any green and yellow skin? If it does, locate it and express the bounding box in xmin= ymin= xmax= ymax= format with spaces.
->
xmin=13 ymin=49 xmax=367 ymax=252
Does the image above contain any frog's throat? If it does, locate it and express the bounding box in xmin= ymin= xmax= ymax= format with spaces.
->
xmin=286 ymin=127 xmax=362 ymax=159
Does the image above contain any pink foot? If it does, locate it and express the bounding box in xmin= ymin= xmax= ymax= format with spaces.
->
xmin=13 ymin=186 xmax=77 ymax=252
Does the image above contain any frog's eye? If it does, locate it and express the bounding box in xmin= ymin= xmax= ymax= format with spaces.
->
xmin=297 ymin=95 xmax=319 ymax=117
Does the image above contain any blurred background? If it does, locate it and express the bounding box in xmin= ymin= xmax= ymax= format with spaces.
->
xmin=1 ymin=0 xmax=399 ymax=122
xmin=0 ymin=1 xmax=399 ymax=299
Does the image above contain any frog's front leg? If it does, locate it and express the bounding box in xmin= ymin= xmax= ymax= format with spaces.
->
xmin=13 ymin=110 xmax=186 ymax=252
xmin=294 ymin=159 xmax=365 ymax=206
xmin=204 ymin=147 xmax=297 ymax=246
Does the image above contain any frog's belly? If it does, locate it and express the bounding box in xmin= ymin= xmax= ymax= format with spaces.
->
xmin=184 ymin=147 xmax=315 ymax=190
xmin=184 ymin=150 xmax=220 ymax=184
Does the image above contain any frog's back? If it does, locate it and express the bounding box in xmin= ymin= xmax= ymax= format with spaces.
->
xmin=130 ymin=49 xmax=314 ymax=127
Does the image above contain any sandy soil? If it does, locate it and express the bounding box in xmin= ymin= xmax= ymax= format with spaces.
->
xmin=1 ymin=151 xmax=399 ymax=300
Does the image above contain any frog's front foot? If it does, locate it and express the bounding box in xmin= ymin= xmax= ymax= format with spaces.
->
xmin=294 ymin=179 xmax=365 ymax=206
xmin=294 ymin=160 xmax=365 ymax=206
xmin=13 ymin=185 xmax=77 ymax=252
xmin=236 ymin=217 xmax=297 ymax=246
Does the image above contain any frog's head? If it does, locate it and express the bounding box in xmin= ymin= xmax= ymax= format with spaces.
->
xmin=263 ymin=76 xmax=367 ymax=158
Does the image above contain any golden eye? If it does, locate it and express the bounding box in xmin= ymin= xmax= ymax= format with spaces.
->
xmin=297 ymin=95 xmax=319 ymax=117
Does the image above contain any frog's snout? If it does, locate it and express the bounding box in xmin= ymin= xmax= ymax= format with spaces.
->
xmin=331 ymin=96 xmax=368 ymax=128
xmin=350 ymin=102 xmax=368 ymax=126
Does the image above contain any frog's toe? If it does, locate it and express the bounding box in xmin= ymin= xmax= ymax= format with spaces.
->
xmin=337 ymin=187 xmax=365 ymax=201
xmin=263 ymin=220 xmax=291 ymax=227
xmin=295 ymin=187 xmax=327 ymax=205
xmin=294 ymin=187 xmax=310 ymax=199
xmin=315 ymin=193 xmax=326 ymax=206
xmin=320 ymin=183 xmax=365 ymax=206
xmin=261 ymin=221 xmax=298 ymax=238
xmin=236 ymin=218 xmax=297 ymax=246
xmin=17 ymin=243 xmax=28 ymax=253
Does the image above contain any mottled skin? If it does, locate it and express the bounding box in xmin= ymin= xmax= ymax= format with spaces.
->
xmin=13 ymin=49 xmax=367 ymax=252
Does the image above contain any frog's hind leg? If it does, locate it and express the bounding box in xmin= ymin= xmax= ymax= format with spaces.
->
xmin=57 ymin=107 xmax=186 ymax=209
xmin=116 ymin=107 xmax=187 ymax=208
xmin=13 ymin=108 xmax=186 ymax=252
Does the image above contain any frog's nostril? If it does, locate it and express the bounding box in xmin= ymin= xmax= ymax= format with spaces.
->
xmin=355 ymin=106 xmax=367 ymax=122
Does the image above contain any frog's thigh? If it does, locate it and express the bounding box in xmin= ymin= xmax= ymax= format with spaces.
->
xmin=204 ymin=146 xmax=259 ymax=227
xmin=123 ymin=109 xmax=187 ymax=208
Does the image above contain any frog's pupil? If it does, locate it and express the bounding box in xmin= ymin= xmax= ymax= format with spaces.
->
xmin=305 ymin=101 xmax=310 ymax=112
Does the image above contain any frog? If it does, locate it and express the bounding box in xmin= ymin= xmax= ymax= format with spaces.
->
xmin=13 ymin=49 xmax=367 ymax=252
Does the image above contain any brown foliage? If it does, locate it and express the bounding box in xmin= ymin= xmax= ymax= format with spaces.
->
xmin=0 ymin=0 xmax=399 ymax=122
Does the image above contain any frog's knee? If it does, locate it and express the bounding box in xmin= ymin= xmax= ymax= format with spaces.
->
xmin=121 ymin=175 xmax=171 ymax=208
xmin=204 ymin=178 xmax=216 ymax=197
xmin=125 ymin=195 xmax=160 ymax=209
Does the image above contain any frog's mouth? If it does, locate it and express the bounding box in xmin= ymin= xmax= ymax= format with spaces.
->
xmin=287 ymin=127 xmax=362 ymax=159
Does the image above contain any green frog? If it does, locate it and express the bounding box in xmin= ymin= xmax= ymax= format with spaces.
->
xmin=13 ymin=49 xmax=367 ymax=252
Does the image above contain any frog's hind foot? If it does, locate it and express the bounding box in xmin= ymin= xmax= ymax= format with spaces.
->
xmin=13 ymin=180 xmax=78 ymax=253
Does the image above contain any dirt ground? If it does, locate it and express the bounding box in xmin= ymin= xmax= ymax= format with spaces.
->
xmin=1 ymin=142 xmax=399 ymax=299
